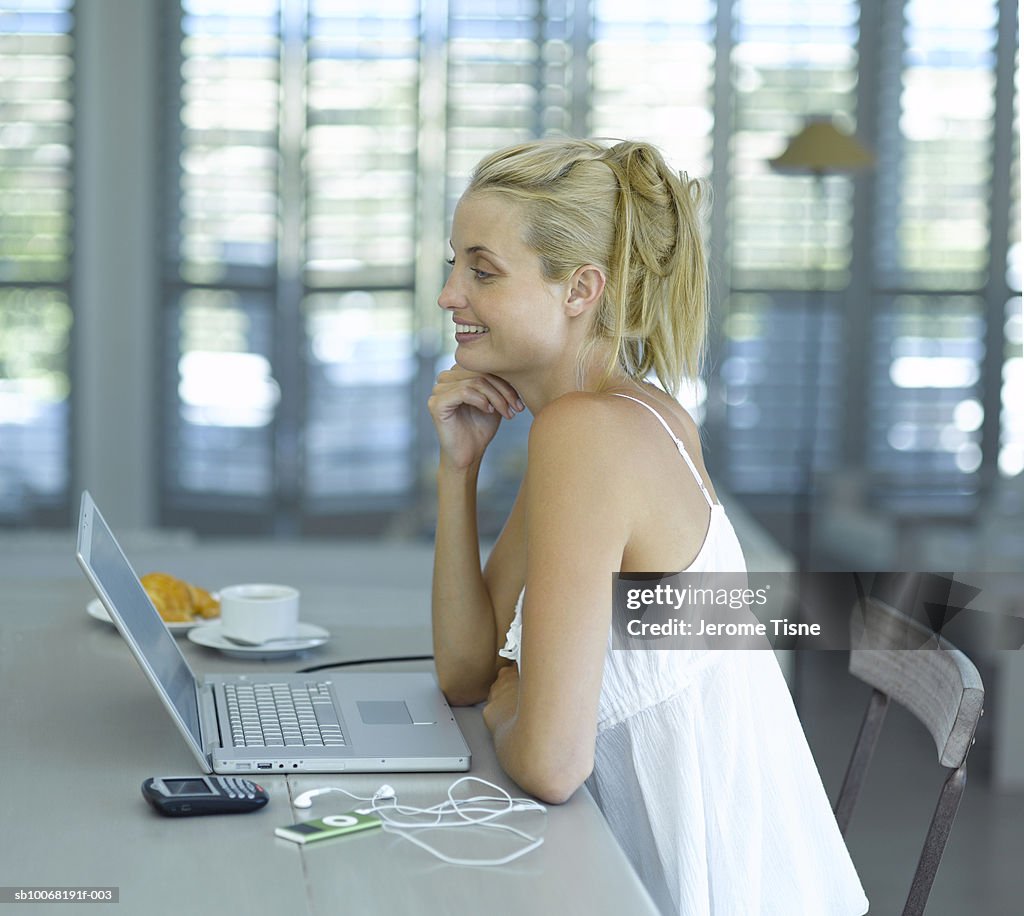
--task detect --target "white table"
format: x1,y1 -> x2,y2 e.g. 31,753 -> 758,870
0,563 -> 658,916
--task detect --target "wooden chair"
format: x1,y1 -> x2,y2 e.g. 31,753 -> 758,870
833,596 -> 985,916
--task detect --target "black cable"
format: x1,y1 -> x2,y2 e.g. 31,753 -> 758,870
297,655 -> 435,674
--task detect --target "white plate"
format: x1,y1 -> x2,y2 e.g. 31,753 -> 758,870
87,598 -> 217,635
187,622 -> 330,659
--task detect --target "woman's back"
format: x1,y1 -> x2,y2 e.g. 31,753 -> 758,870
587,647 -> 869,915
485,385 -> 718,656
608,390 -> 722,575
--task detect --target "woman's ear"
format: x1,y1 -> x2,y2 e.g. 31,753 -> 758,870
565,265 -> 606,317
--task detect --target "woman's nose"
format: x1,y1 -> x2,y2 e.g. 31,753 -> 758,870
438,272 -> 463,311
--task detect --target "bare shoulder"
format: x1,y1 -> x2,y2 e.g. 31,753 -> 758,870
532,388 -> 718,504
528,391 -> 629,458
525,392 -> 636,511
530,389 -> 698,454
523,392 -> 634,556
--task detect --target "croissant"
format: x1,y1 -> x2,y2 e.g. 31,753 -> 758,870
141,572 -> 220,623
187,582 -> 221,619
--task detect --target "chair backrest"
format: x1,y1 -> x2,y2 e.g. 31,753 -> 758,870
835,596 -> 985,916
850,597 -> 985,768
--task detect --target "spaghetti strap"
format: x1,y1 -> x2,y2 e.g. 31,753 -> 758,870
611,393 -> 716,508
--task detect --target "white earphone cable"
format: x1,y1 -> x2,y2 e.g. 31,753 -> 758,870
291,776 -> 547,867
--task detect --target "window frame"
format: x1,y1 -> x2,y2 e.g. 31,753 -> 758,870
152,0 -> 1021,537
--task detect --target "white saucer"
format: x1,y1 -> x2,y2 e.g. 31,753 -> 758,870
187,622 -> 330,659
87,598 -> 216,636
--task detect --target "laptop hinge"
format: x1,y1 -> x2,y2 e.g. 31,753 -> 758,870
197,682 -> 220,767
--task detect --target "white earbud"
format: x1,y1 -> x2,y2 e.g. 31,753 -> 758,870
292,788 -> 327,809
292,785 -> 395,809
511,802 -> 546,812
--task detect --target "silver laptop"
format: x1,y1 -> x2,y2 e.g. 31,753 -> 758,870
76,491 -> 470,775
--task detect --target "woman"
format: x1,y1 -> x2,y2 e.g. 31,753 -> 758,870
428,138 -> 868,915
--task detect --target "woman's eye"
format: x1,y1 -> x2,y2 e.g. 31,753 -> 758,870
445,256 -> 491,280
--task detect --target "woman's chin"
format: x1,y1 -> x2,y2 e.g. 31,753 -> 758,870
453,348 -> 489,371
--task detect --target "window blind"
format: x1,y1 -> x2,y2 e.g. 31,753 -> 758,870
302,1 -> 420,517
0,0 -> 74,525
591,0 -> 715,177
446,0 -> 574,217
156,0 -> 1020,535
590,0 -> 714,422
160,0 -> 281,524
999,47 -> 1021,478
866,0 -> 1000,505
720,0 -> 859,495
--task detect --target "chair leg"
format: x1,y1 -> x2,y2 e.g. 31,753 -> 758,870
901,763 -> 968,916
834,689 -> 890,837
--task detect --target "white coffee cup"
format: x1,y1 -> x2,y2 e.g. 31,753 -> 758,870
219,583 -> 300,644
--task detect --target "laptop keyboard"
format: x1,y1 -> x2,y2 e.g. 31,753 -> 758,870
223,681 -> 346,748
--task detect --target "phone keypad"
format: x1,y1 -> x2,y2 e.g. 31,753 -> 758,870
215,776 -> 259,800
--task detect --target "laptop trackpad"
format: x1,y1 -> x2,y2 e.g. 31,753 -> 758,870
358,700 -> 413,725
357,700 -> 436,726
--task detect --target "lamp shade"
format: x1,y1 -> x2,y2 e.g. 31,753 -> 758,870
770,119 -> 875,175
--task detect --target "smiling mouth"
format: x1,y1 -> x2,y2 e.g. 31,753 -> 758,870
455,324 -> 489,335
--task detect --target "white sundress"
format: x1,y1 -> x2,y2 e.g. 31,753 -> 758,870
499,394 -> 869,916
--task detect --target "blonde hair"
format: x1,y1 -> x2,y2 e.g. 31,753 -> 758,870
466,138 -> 709,396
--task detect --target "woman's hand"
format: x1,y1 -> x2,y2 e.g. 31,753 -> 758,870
428,366 -> 524,470
482,663 -> 520,735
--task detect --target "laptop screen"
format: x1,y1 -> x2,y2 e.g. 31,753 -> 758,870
77,494 -> 203,754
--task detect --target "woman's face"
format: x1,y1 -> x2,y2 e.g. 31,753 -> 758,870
439,192 -> 573,379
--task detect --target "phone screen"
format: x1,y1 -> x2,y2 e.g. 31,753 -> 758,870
163,778 -> 214,796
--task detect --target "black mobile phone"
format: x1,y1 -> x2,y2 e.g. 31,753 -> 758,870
141,776 -> 269,817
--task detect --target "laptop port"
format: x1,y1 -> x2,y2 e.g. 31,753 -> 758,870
257,763 -> 272,770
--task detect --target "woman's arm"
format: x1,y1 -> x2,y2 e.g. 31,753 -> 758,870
429,368 -> 525,705
432,466 -> 526,704
431,462 -> 497,705
482,395 -> 632,803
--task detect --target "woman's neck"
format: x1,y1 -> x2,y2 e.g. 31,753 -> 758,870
508,349 -> 644,416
